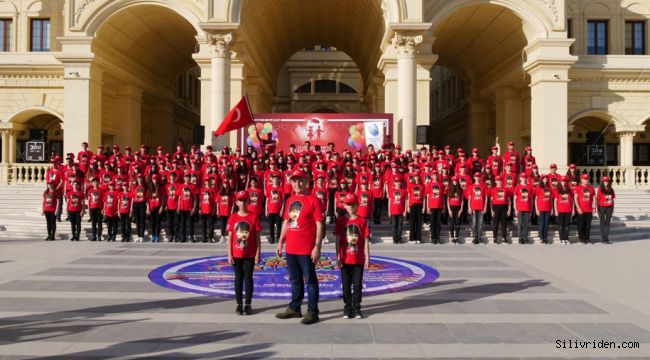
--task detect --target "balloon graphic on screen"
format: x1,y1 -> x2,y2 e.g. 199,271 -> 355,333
246,123 -> 279,149
347,123 -> 365,150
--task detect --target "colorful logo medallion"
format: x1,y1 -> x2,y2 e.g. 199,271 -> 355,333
148,252 -> 439,299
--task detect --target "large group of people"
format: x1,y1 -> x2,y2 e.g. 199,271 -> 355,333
40,139 -> 617,323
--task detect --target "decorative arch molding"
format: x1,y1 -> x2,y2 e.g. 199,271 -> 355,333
427,0 -> 556,40
568,109 -> 629,129
6,106 -> 64,126
76,0 -> 206,35
633,111 -> 650,127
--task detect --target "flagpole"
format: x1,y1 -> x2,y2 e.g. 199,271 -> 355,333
246,94 -> 263,150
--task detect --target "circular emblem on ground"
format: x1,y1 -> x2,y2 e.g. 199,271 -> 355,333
148,252 -> 440,299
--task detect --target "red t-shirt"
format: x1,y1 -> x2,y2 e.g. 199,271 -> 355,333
597,188 -> 615,208
247,188 -> 265,215
66,191 -> 84,212
357,190 -> 373,218
490,186 -> 511,206
147,188 -> 163,210
555,189 -> 573,213
408,184 -> 425,206
43,190 -> 59,212
217,191 -> 234,216
265,184 -> 284,215
131,185 -> 147,204
312,186 -> 329,214
87,187 -> 104,209
336,216 -> 370,265
178,184 -> 196,211
535,186 -> 554,212
103,191 -> 119,217
574,184 -> 595,212
335,190 -> 348,210
228,212 -> 261,258
199,188 -> 215,214
388,188 -> 406,215
165,184 -> 179,210
465,183 -> 487,211
371,175 -> 384,198
118,191 -> 132,214
425,182 -> 444,209
448,189 -> 463,207
283,194 -> 323,256
514,184 -> 533,212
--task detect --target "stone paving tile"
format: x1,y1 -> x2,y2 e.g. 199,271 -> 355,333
67,257 -> 172,265
32,267 -> 147,277
0,280 -> 169,293
445,323 -> 500,344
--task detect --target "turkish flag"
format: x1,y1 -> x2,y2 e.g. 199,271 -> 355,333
213,96 -> 254,137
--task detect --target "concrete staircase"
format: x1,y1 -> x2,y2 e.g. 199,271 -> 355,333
1,184 -> 649,243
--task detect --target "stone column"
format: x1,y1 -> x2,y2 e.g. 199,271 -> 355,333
468,100 -> 492,154
114,85 -> 143,149
8,130 -> 16,164
523,39 -> 577,172
392,33 -> 422,150
206,32 -> 233,149
0,130 -> 8,185
494,87 -> 523,152
616,125 -> 645,187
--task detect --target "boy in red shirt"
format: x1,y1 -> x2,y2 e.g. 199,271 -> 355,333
43,181 -> 59,241
335,194 -> 370,319
265,175 -> 284,244
490,176 -> 511,244
535,177 -> 554,244
117,182 -> 132,242
199,178 -> 216,243
407,174 -> 425,244
514,173 -> 533,244
574,173 -> 596,243
66,180 -> 85,241
178,174 -> 198,243
425,177 -> 445,244
165,172 -> 180,242
466,173 -> 487,244
227,191 -> 261,316
357,178 -> 374,223
388,178 -> 406,244
103,182 -> 119,242
87,178 -> 104,241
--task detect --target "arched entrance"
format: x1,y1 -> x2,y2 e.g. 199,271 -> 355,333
6,108 -> 64,163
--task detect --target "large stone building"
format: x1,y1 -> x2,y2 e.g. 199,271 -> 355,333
0,0 -> 649,186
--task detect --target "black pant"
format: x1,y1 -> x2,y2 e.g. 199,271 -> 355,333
492,204 -> 508,241
178,210 -> 193,240
89,208 -> 103,239
449,205 -> 461,239
150,209 -> 162,237
327,189 -> 336,223
391,215 -> 403,243
461,199 -> 468,224
106,216 -> 118,240
133,202 -> 146,238
341,263 -> 364,312
483,199 -> 493,224
372,198 -> 383,224
598,206 -> 613,242
45,211 -> 56,238
218,216 -> 229,237
201,214 -> 214,241
69,211 -> 81,239
409,204 -> 423,241
441,201 -> 449,225
429,208 -> 442,242
233,257 -> 255,305
577,211 -> 593,242
167,210 -> 177,239
268,213 -> 282,243
120,213 -> 131,239
558,212 -> 571,241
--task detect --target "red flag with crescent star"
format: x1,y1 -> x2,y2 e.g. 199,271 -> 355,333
213,96 -> 254,137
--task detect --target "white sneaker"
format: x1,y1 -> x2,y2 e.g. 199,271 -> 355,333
219,236 -> 226,244
416,240 -> 421,244
322,236 -> 330,244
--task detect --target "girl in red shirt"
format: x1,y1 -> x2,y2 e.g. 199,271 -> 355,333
334,181 -> 350,220
490,176 -> 511,244
147,177 -> 164,243
425,177 -> 445,244
388,178 -> 406,244
227,191 -> 261,316
118,183 -> 133,242
535,176 -> 554,244
447,177 -> 464,244
597,176 -> 615,244
103,182 -> 119,242
87,178 -> 104,241
407,174 -> 425,244
66,180 -> 85,241
131,175 -> 148,242
554,177 -> 574,244
198,178 -> 216,243
574,174 -> 596,243
43,181 -> 59,241
216,180 -> 234,243
164,172 -> 180,242
265,175 -> 284,244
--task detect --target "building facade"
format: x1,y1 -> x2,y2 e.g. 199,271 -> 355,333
0,0 -> 648,186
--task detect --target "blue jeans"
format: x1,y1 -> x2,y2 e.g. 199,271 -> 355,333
538,211 -> 551,241
286,253 -> 319,314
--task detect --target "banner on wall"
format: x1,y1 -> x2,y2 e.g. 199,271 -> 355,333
239,113 -> 393,153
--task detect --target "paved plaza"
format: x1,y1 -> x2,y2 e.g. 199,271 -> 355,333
0,238 -> 649,359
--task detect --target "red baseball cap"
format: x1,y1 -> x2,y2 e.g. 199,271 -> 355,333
289,169 -> 306,180
580,173 -> 590,180
601,176 -> 610,182
569,164 -> 576,169
472,148 -> 479,153
235,191 -> 249,201
343,193 -> 358,205
550,163 -> 557,169
508,141 -> 514,146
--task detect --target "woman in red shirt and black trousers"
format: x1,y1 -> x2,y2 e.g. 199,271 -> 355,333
597,176 -> 615,244
43,181 -> 59,241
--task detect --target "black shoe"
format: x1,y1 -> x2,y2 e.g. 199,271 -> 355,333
45,236 -> 51,241
472,239 -> 479,244
236,304 -> 243,315
275,307 -> 302,319
190,236 -> 196,243
91,237 -> 97,241
244,304 -> 252,315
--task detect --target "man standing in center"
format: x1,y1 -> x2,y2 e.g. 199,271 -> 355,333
276,169 -> 324,325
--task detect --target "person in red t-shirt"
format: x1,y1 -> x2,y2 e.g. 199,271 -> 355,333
42,181 -> 59,241
246,177 -> 265,217
388,178 -> 406,244
198,179 -> 216,243
216,180 -> 235,243
335,194 -> 370,319
227,191 -> 261,316
87,178 -> 104,241
357,178 -> 373,222
265,175 -> 284,244
164,172 -> 180,242
447,177 -> 464,243
407,174 -> 425,244
117,182 -> 133,242
103,182 -> 119,242
334,181 -> 350,220
275,170 -> 324,325
425,179 -> 445,244
370,167 -> 384,224
596,176 -> 615,244
66,180 -> 85,241
466,173 -> 488,244
535,177 -> 554,244
554,176 -> 574,244
147,177 -> 164,243
490,176 -> 511,244
130,175 -> 148,242
574,173 -> 596,243
514,173 -> 533,244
